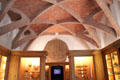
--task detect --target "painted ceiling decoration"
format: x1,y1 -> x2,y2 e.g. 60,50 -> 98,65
0,0 -> 120,50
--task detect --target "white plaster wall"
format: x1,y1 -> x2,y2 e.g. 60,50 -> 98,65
0,14 -> 18,49
110,0 -> 120,29
96,30 -> 105,48
28,35 -> 91,51
103,32 -> 117,47
96,29 -> 117,48
28,30 -> 118,51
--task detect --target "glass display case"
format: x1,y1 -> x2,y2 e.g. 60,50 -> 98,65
105,51 -> 120,80
74,56 -> 95,80
0,56 -> 7,80
102,39 -> 120,80
20,57 -> 40,80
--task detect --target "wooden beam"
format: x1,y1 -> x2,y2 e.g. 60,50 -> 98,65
0,45 -> 10,56
95,0 -> 120,35
0,8 -> 30,35
43,0 -> 116,36
0,0 -> 16,22
11,51 -> 47,57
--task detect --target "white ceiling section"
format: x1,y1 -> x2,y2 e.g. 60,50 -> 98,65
28,35 -> 89,51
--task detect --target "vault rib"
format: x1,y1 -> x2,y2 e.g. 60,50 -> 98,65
95,0 -> 120,36
0,0 -> 16,22
0,8 -> 30,36
43,0 -> 116,36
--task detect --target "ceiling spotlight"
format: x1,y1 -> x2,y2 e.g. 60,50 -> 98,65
55,32 -> 59,36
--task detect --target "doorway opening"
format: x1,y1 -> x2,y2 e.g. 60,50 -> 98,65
45,62 -> 70,80
51,65 -> 64,80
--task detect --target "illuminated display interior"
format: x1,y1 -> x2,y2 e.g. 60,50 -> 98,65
0,56 -> 7,80
74,56 -> 95,80
105,51 -> 120,80
20,57 -> 40,80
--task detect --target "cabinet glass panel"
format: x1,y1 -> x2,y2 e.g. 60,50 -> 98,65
0,56 -> 7,80
65,65 -> 70,80
106,54 -> 114,80
106,51 -> 120,80
45,65 -> 49,80
0,55 -> 1,65
20,57 -> 40,80
111,51 -> 120,80
74,56 -> 95,80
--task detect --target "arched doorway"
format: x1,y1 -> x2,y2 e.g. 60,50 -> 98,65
44,39 -> 70,80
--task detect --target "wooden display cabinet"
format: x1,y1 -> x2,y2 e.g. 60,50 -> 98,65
102,39 -> 120,80
69,50 -> 100,80
0,56 -> 7,80
0,45 -> 48,80
0,46 -> 10,80
10,51 -> 47,80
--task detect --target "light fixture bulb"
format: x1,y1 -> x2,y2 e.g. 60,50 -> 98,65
55,32 -> 59,36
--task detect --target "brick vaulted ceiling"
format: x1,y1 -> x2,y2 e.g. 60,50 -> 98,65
0,0 -> 119,49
